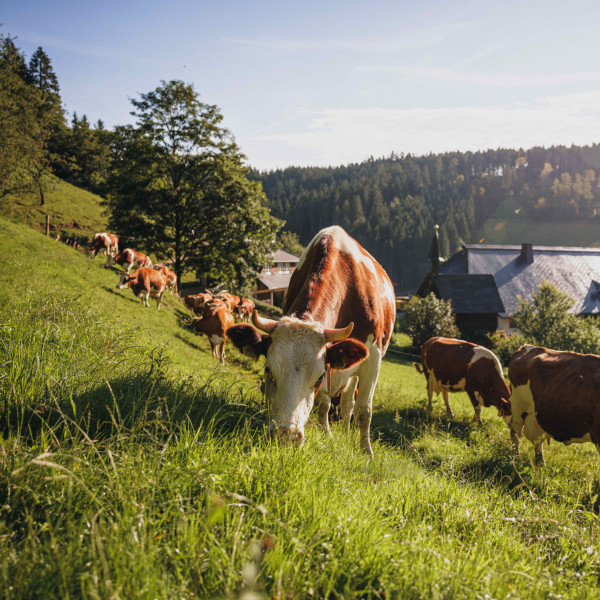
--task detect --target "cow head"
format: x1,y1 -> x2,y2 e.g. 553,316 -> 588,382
228,311 -> 368,441
104,253 -> 117,267
469,355 -> 512,419
117,272 -> 133,289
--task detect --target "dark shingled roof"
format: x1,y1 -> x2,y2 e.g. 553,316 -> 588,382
256,272 -> 294,290
432,274 -> 504,314
438,244 -> 600,317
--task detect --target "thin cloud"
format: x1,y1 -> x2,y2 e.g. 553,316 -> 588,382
366,64 -> 600,88
223,21 -> 473,54
12,28 -> 141,62
241,91 -> 600,170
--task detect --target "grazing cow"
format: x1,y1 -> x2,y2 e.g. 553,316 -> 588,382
116,267 -> 167,310
88,232 -> 119,259
227,225 -> 396,455
106,248 -> 152,272
234,298 -> 255,322
153,265 -> 178,294
508,345 -> 600,465
191,307 -> 235,363
217,292 -> 240,312
414,337 -> 511,423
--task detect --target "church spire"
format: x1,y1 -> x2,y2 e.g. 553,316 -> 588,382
428,224 -> 443,275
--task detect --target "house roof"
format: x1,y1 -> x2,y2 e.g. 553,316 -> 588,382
271,249 -> 300,263
438,244 -> 600,317
256,272 -> 294,290
432,274 -> 504,314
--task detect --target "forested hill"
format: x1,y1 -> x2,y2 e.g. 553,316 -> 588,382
255,144 -> 600,291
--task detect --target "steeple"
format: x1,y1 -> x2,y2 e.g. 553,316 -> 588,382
428,224 -> 444,276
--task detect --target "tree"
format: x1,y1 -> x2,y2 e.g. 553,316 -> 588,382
0,34 -> 45,200
400,294 -> 459,351
511,282 -> 600,354
278,230 -> 304,257
107,80 -> 282,288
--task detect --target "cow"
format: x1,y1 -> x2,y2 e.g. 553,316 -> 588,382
227,225 -> 396,456
116,267 -> 167,310
217,292 -> 240,312
88,232 -> 119,259
413,337 -> 511,423
191,306 -> 235,363
508,345 -> 600,465
106,248 -> 152,272
234,298 -> 255,322
153,265 -> 178,294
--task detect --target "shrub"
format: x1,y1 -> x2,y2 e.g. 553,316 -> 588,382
399,293 -> 459,352
488,331 -> 530,367
253,298 -> 283,319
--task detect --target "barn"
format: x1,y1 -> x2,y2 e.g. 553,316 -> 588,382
417,226 -> 600,336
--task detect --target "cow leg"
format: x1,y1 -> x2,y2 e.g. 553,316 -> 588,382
156,291 -> 164,310
534,443 -> 545,466
426,381 -> 434,416
126,262 -> 133,273
466,391 -> 482,424
355,346 -> 382,457
341,376 -> 358,431
219,341 -> 226,363
141,291 -> 150,307
316,390 -> 331,432
442,391 -> 455,419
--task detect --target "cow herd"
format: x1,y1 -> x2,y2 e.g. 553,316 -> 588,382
89,230 -> 600,465
89,232 -> 255,363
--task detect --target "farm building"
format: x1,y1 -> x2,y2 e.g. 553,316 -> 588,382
417,226 -> 600,335
253,249 -> 300,307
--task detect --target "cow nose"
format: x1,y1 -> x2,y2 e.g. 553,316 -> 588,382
277,427 -> 304,443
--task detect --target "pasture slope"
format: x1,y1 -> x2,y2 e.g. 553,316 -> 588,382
1,216 -> 600,599
0,175 -> 108,242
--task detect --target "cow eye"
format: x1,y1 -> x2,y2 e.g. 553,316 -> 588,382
315,373 -> 325,388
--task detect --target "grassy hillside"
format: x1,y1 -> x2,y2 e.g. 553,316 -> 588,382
2,217 -> 600,598
0,174 -> 108,241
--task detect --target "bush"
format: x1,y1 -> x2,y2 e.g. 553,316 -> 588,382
399,293 -> 459,352
253,298 -> 283,319
488,331 -> 530,367
512,282 -> 600,355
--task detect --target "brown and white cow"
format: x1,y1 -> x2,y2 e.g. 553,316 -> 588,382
508,345 -> 600,465
227,225 -> 396,455
191,307 -> 235,363
106,248 -> 152,272
88,232 -> 119,259
116,267 -> 167,310
234,298 -> 255,322
153,265 -> 177,294
414,337 -> 511,423
217,292 -> 240,313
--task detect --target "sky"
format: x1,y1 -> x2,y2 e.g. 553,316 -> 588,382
5,0 -> 600,171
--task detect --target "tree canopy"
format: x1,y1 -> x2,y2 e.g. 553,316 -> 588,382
107,80 -> 282,289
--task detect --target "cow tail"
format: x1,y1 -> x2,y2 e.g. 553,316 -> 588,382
412,362 -> 423,374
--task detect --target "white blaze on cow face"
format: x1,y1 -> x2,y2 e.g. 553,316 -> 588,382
263,318 -> 329,438
117,272 -> 130,289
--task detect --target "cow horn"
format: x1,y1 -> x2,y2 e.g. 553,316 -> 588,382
324,322 -> 354,342
252,310 -> 277,333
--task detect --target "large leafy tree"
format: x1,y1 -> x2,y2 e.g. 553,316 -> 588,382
107,80 -> 282,289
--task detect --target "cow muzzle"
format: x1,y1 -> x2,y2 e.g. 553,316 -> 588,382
270,426 -> 304,444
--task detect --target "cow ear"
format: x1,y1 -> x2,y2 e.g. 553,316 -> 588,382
227,324 -> 271,360
325,339 -> 369,371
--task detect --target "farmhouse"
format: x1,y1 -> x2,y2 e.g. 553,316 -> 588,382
417,226 -> 600,335
253,249 -> 300,306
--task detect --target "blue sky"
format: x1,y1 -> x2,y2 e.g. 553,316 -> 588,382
5,0 -> 600,170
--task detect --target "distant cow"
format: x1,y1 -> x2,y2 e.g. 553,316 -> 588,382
153,265 -> 177,294
227,225 -> 395,455
191,307 -> 235,363
234,298 -> 255,322
106,248 -> 152,272
217,292 -> 240,312
117,267 -> 167,310
414,337 -> 511,423
88,232 -> 119,259
509,345 -> 600,465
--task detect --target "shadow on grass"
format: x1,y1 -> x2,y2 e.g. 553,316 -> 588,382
2,369 -> 267,447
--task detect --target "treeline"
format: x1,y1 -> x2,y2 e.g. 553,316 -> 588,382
255,146 -> 600,290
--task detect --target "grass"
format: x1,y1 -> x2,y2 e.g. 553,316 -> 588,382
0,174 -> 108,241
2,216 -> 600,598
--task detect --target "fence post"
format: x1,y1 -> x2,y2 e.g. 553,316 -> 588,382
46,214 -> 50,236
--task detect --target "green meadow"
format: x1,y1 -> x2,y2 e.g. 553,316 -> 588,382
2,216 -> 600,599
